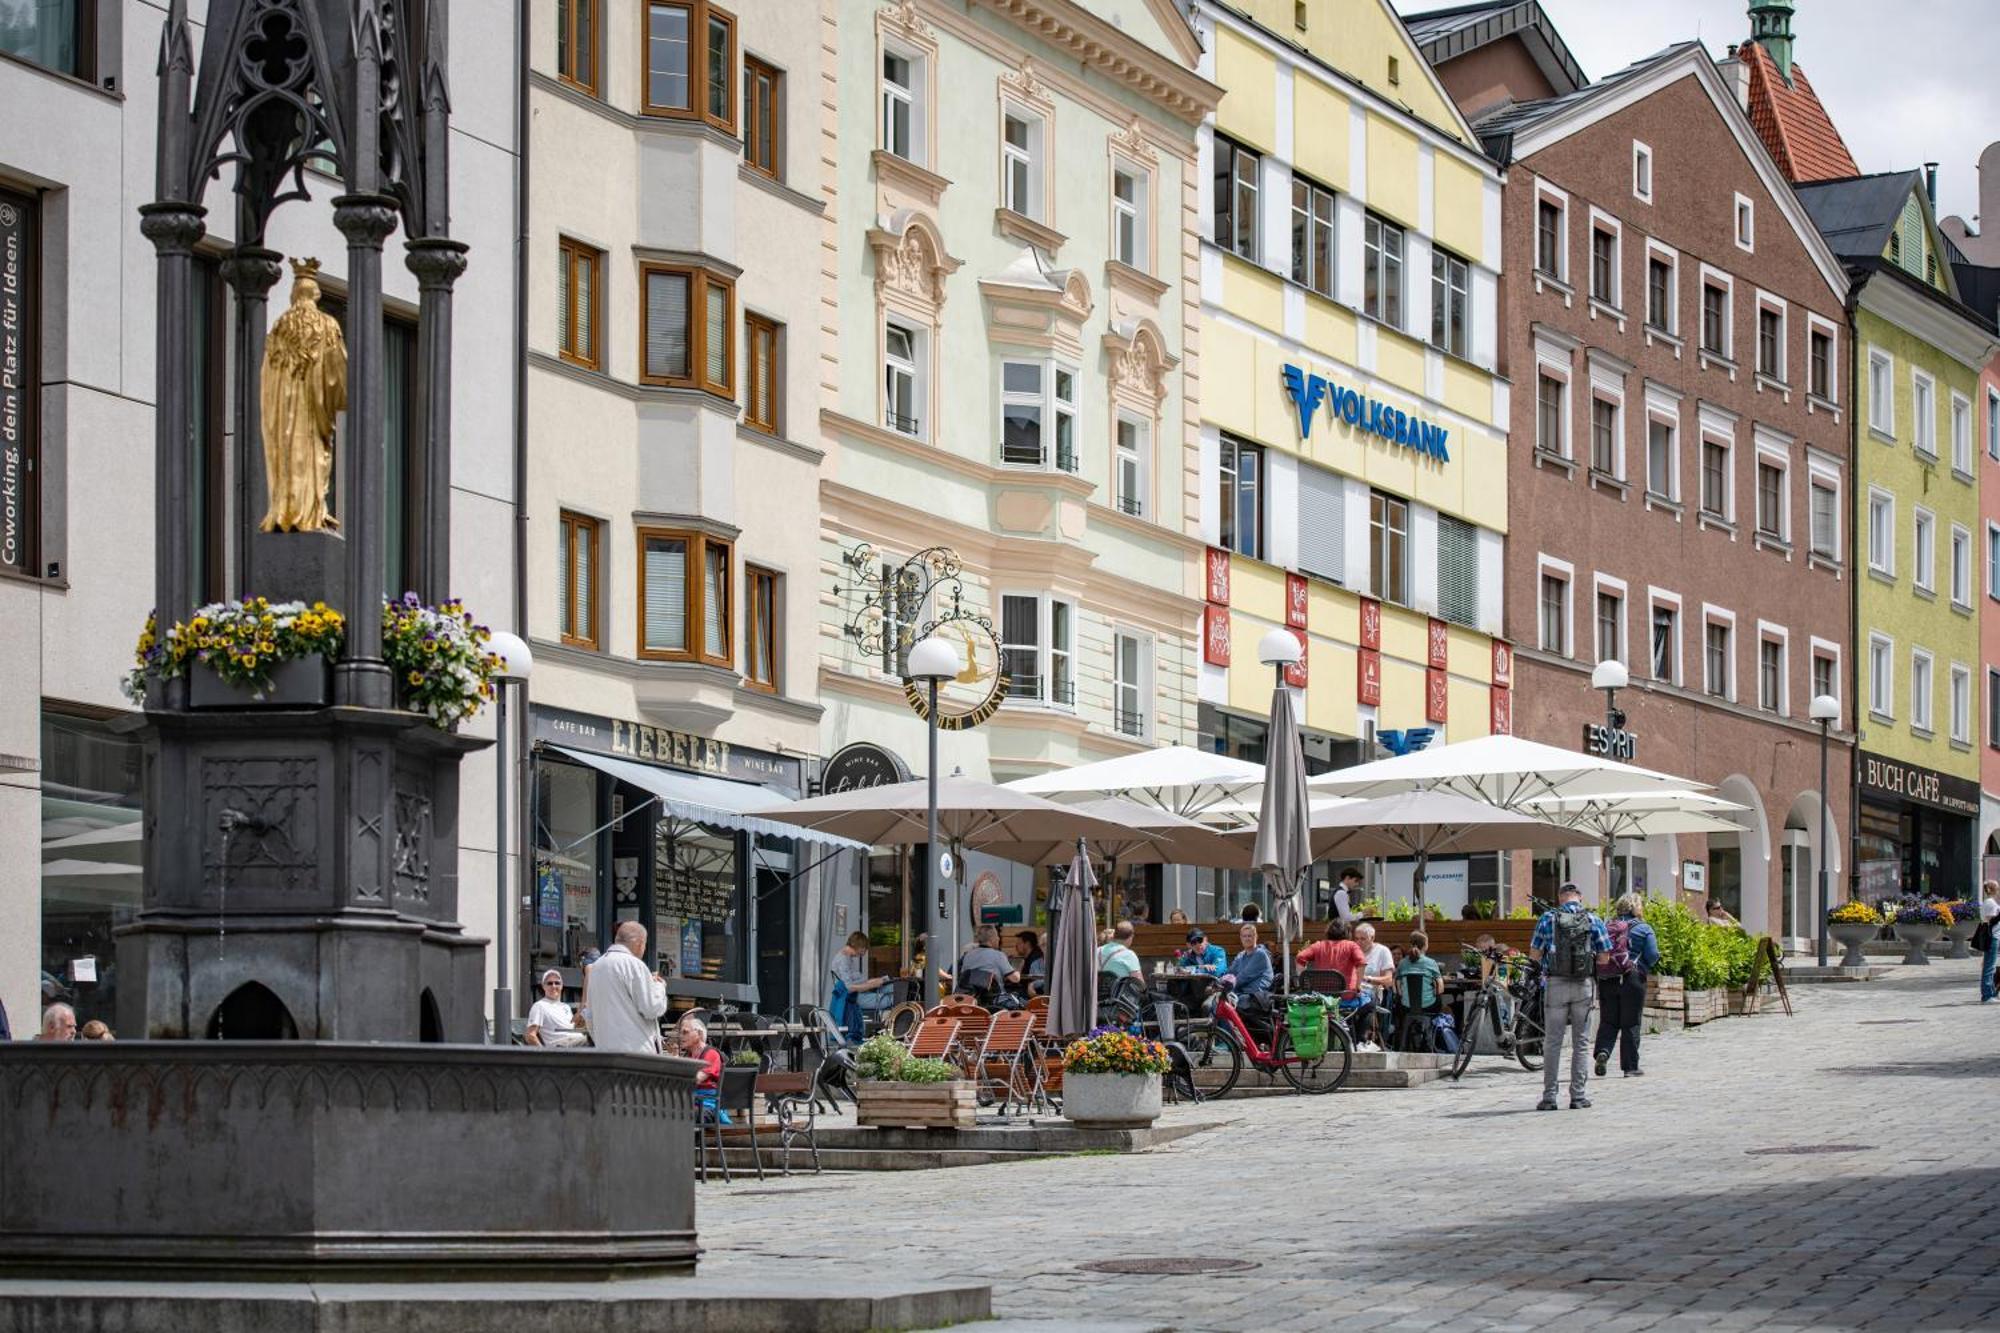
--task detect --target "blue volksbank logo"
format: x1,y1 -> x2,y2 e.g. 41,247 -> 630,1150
1282,363 -> 1449,463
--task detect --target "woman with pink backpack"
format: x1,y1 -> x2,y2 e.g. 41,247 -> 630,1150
1593,892 -> 1662,1079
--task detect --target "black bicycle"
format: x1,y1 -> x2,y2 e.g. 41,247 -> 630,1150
1449,951 -> 1545,1079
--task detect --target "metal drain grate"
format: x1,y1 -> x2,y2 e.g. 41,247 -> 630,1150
1858,1019 -> 1923,1025
1080,1258 -> 1259,1276
1745,1144 -> 1870,1156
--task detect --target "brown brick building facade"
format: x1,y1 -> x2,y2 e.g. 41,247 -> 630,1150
1438,40 -> 1853,942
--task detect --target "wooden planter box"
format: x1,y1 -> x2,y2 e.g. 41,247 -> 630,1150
1726,990 -> 1764,1016
854,1080 -> 977,1130
1683,989 -> 1726,1025
1645,975 -> 1685,1007
1641,1005 -> 1685,1032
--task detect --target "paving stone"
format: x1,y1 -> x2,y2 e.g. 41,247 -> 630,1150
694,960 -> 2000,1332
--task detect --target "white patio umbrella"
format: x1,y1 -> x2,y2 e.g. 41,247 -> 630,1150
1004,746 -> 1265,819
1308,733 -> 1703,808
1518,790 -> 1750,898
1235,789 -> 1581,921
1251,684 -> 1313,993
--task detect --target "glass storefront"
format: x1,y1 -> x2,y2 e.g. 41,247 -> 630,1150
40,711 -> 143,1031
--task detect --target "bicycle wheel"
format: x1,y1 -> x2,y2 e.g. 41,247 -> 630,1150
1450,998 -> 1485,1080
1277,1019 -> 1352,1094
1181,1024 -> 1243,1100
1512,990 -> 1546,1072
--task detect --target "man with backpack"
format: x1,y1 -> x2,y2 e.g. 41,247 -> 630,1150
1528,882 -> 1611,1111
1593,892 -> 1662,1079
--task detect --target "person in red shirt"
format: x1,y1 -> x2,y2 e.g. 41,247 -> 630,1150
1295,921 -> 1367,1000
678,1015 -> 723,1089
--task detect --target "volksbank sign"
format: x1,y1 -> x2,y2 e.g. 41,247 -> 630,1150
1282,363 -> 1449,463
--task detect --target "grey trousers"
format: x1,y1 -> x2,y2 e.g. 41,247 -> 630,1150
1542,976 -> 1595,1103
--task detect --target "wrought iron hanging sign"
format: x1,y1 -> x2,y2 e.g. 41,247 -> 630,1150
842,543 -> 1007,730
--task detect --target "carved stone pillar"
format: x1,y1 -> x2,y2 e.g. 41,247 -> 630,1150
138,201 -> 207,666
218,245 -> 283,599
405,236 -> 468,603
331,193 -> 401,708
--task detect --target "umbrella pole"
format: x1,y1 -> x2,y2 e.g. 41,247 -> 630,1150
1414,849 -> 1429,927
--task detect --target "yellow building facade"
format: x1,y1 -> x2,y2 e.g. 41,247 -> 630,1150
1188,1 -> 1511,805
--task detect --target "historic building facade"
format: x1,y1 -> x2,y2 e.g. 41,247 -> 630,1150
0,3 -> 522,1035
1186,0 -> 1512,918
1427,26 -> 1854,942
814,1 -> 1216,939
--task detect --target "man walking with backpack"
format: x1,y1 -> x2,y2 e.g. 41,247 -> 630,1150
1529,882 -> 1611,1111
1593,892 -> 1661,1079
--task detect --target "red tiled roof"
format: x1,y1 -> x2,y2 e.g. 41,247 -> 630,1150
1740,42 -> 1859,183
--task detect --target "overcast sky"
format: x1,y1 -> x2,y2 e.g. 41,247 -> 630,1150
1396,0 -> 1999,230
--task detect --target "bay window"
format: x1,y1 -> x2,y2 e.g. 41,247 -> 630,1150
999,358 -> 1077,472
1001,594 -> 1075,706
645,1 -> 737,133
639,528 -> 732,667
641,263 -> 734,395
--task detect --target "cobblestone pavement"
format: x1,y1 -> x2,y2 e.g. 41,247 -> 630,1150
698,960 -> 2000,1331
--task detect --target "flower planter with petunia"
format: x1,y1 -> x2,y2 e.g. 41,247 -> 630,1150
380,594 -> 503,728
1827,900 -> 1882,969
1060,1028 -> 1169,1129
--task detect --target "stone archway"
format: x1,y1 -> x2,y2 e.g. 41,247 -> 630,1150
205,982 -> 300,1041
1711,775 -> 1772,935
1782,791 -> 1844,947
419,989 -> 444,1043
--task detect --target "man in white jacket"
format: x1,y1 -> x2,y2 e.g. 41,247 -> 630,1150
587,921 -> 668,1053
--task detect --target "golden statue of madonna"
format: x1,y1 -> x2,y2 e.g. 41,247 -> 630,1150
259,258 -> 348,532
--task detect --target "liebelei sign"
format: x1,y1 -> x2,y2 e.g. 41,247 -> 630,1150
1282,363 -> 1450,462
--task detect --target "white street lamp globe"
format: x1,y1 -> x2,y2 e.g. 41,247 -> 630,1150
1809,693 -> 1841,722
1590,659 -> 1629,692
1257,627 -> 1303,667
488,630 -> 534,682
907,635 -> 961,683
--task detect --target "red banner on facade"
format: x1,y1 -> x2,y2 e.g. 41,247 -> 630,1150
1358,648 -> 1381,705
1427,618 -> 1449,669
1491,640 -> 1513,689
1490,687 -> 1512,735
1204,605 -> 1232,666
1426,668 -> 1449,723
1286,573 -> 1309,629
1359,597 -> 1381,650
1283,627 -> 1308,688
1205,547 -> 1231,605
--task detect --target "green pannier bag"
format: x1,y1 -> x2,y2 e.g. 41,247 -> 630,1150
1286,996 -> 1328,1060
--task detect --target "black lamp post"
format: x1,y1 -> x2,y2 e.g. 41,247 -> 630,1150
907,634 -> 961,1008
1810,692 -> 1841,967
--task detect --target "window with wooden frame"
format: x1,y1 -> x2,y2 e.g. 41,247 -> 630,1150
558,237 -> 603,370
641,263 -> 734,395
643,0 -> 737,133
556,0 -> 599,95
745,566 -> 780,691
558,511 -> 602,650
742,56 -> 780,178
638,528 -> 732,667
744,312 -> 780,434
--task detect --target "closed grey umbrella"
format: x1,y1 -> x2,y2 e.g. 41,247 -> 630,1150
1250,685 -> 1312,994
1047,842 -> 1099,1039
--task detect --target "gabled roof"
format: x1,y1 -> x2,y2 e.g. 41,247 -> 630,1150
1737,41 -> 1859,184
1404,1 -> 1586,98
1793,171 -> 1927,263
1473,41 -> 1849,300
1471,42 -> 1688,151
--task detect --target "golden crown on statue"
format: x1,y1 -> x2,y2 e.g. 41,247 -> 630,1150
289,256 -> 323,279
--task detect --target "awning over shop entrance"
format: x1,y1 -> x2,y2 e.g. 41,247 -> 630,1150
548,747 -> 865,852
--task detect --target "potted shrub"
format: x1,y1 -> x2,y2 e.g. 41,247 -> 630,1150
1060,1028 -> 1169,1129
1939,901 -> 1981,959
851,1034 -> 975,1130
1889,899 -> 1950,965
125,599 -> 345,708
1827,900 -> 1882,968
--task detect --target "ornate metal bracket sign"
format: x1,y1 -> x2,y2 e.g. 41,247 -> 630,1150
841,543 -> 1007,730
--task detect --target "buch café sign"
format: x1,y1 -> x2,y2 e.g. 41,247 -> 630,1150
1858,750 -> 1979,817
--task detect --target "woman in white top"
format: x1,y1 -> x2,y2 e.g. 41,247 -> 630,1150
525,969 -> 588,1047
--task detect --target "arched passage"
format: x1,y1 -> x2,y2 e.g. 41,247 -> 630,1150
1711,775 -> 1772,935
205,982 -> 300,1040
419,989 -> 444,1043
1783,791 -> 1844,946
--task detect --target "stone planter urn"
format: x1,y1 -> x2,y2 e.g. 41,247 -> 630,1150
1829,921 -> 1877,969
1893,921 -> 1942,965
1061,1072 -> 1162,1129
1943,915 -> 1980,960
189,655 -> 330,709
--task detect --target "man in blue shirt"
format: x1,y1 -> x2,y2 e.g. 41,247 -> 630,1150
1529,883 -> 1611,1111
1226,923 -> 1273,1002
1177,928 -> 1228,975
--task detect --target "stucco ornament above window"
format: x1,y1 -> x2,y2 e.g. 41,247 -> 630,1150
1106,319 -> 1177,404
867,209 -> 962,308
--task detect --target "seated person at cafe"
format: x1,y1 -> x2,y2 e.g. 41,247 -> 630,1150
1295,921 -> 1367,997
953,925 -> 1021,997
1395,932 -> 1445,1013
1178,928 -> 1228,975
1097,921 -> 1144,984
1225,923 -> 1273,1007
1168,908 -> 1190,926
1353,921 -> 1397,1048
678,1015 -> 727,1122
525,968 -> 588,1047
1014,930 -> 1047,992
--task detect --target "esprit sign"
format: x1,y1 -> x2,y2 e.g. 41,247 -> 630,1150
1581,722 -> 1637,761
1282,363 -> 1450,462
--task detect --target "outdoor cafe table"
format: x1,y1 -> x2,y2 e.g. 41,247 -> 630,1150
1149,971 -> 1219,1010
